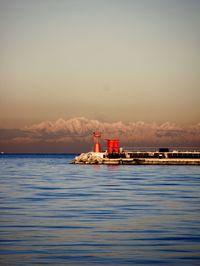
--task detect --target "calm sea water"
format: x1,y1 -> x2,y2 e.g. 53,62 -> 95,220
0,154 -> 200,265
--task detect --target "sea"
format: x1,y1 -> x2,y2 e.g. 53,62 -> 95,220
0,154 -> 200,266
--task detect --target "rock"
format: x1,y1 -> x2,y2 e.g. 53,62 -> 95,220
72,152 -> 103,164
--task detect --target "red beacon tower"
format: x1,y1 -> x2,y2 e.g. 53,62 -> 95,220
93,132 -> 101,153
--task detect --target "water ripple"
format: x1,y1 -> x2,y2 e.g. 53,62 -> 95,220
0,154 -> 200,265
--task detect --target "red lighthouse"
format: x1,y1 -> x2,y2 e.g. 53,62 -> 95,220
93,132 -> 101,153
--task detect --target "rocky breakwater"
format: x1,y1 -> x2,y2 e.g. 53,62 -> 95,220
72,152 -> 104,164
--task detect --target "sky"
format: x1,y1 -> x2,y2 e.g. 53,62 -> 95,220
0,0 -> 200,152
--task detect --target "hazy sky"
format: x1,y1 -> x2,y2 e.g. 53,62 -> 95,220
1,0 -> 200,128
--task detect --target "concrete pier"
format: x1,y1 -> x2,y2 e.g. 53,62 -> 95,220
72,151 -> 200,165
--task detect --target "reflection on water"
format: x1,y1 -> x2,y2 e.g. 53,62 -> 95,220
0,154 -> 200,265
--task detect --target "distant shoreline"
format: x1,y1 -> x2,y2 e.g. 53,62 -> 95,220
0,153 -> 79,155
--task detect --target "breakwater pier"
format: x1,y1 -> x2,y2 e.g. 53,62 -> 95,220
72,151 -> 200,165
72,132 -> 200,165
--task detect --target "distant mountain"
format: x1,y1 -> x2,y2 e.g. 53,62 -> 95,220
24,117 -> 200,146
1,117 -> 199,152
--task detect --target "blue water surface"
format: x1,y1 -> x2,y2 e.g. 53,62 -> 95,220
0,154 -> 200,265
